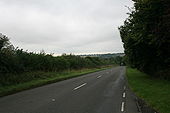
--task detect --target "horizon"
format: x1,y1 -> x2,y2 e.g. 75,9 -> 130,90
0,0 -> 133,54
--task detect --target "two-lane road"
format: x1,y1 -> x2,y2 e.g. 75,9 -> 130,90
0,66 -> 139,113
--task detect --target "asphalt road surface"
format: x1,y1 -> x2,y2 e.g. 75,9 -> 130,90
0,66 -> 139,113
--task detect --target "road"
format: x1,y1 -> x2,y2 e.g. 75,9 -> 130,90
0,66 -> 139,113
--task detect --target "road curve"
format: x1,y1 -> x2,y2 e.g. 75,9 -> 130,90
0,66 -> 139,113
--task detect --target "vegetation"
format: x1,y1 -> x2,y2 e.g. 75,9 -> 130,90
0,67 -> 111,97
0,33 -> 119,96
119,0 -> 170,79
127,68 -> 170,113
78,53 -> 125,59
0,34 -> 115,75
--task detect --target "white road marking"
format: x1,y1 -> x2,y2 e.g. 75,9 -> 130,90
121,102 -> 125,112
74,83 -> 87,90
124,86 -> 126,90
97,75 -> 102,78
52,99 -> 55,101
123,92 -> 126,98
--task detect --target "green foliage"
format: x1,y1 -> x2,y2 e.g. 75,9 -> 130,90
0,34 -> 17,73
119,0 -> 170,79
0,34 -> 115,86
0,67 -> 111,97
113,56 -> 124,65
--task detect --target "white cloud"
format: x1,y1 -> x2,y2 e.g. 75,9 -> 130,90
0,0 -> 133,54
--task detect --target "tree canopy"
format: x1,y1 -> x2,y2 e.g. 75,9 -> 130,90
119,0 -> 170,79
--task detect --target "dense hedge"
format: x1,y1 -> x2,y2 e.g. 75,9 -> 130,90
119,0 -> 170,79
0,34 -> 114,74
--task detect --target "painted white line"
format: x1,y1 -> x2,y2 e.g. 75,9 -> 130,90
97,75 -> 102,78
123,92 -> 126,98
121,102 -> 125,112
124,86 -> 126,90
74,83 -> 87,90
52,99 -> 55,101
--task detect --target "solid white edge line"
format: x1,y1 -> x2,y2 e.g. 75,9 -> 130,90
121,102 -> 125,112
73,83 -> 87,90
123,92 -> 126,98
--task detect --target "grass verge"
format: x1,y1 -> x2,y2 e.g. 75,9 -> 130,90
0,66 -> 112,97
127,67 -> 170,113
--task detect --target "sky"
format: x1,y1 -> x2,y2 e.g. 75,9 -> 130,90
0,0 -> 133,55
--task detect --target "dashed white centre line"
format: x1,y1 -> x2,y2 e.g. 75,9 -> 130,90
97,75 -> 102,78
52,99 -> 55,101
123,92 -> 126,98
121,102 -> 125,112
124,86 -> 126,90
73,83 -> 87,90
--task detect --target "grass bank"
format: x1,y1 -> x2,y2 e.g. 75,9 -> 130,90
0,66 -> 113,97
127,68 -> 170,113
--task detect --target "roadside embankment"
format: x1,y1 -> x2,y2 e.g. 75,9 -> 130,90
0,66 -> 113,97
127,68 -> 170,113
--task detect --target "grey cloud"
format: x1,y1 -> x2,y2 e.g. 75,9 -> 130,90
0,0 -> 133,54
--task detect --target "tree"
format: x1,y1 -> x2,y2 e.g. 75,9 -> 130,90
119,0 -> 170,79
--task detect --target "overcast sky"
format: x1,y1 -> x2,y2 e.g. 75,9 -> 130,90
0,0 -> 133,55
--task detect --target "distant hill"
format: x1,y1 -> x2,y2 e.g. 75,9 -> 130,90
78,53 -> 125,58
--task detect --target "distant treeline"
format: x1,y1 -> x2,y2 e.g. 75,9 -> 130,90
0,34 -> 120,74
119,0 -> 170,79
78,53 -> 125,59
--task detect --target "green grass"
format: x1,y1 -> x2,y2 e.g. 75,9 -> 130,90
0,66 -> 112,97
127,68 -> 170,113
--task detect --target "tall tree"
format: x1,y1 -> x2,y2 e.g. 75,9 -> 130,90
119,0 -> 170,79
